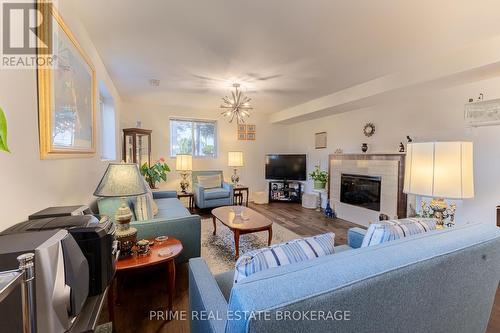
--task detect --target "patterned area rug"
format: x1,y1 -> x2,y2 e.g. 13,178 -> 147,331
201,217 -> 300,275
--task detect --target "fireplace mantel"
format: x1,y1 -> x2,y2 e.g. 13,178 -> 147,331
328,153 -> 407,220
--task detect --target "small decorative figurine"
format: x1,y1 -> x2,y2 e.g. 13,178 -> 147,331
324,202 -> 335,218
136,239 -> 151,256
399,142 -> 405,152
406,135 -> 413,143
361,143 -> 368,153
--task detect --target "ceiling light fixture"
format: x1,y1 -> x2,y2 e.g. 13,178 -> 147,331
220,83 -> 252,123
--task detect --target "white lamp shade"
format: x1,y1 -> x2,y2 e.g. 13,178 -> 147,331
228,151 -> 244,167
94,163 -> 149,197
404,142 -> 474,199
176,154 -> 193,171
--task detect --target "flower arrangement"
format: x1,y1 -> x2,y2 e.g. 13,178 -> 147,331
309,165 -> 328,189
140,157 -> 171,189
0,107 -> 10,153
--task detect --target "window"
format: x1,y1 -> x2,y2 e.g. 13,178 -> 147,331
100,96 -> 116,160
170,119 -> 217,157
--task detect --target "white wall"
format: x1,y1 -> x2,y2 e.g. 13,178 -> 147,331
120,102 -> 289,197
286,76 -> 500,226
0,0 -> 121,229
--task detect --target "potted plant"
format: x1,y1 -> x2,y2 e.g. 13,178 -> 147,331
140,157 -> 171,189
0,107 -> 10,153
309,165 -> 328,189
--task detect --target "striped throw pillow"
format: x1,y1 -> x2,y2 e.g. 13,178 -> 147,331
135,187 -> 155,221
234,232 -> 335,283
361,218 -> 437,247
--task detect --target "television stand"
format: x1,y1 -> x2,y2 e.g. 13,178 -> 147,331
269,181 -> 302,203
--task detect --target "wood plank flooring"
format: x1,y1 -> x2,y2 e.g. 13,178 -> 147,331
99,202 -> 500,333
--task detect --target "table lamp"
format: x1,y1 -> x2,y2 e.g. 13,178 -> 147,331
94,163 -> 149,256
403,141 -> 474,228
228,151 -> 244,185
176,154 -> 193,193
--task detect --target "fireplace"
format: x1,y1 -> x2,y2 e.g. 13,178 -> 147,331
340,174 -> 382,211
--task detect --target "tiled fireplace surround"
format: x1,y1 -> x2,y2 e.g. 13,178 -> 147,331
329,154 -> 406,227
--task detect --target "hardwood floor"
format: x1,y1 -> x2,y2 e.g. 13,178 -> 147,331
100,202 -> 500,333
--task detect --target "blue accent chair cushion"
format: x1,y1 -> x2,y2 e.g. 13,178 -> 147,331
234,232 -> 335,283
204,188 -> 231,200
192,171 -> 234,209
361,218 -> 437,247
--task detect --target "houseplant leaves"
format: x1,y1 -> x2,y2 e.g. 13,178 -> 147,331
0,107 -> 10,153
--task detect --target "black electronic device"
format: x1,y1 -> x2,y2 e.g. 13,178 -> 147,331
2,215 -> 116,296
265,154 -> 307,180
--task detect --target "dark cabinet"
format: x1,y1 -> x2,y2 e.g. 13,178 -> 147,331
122,128 -> 152,166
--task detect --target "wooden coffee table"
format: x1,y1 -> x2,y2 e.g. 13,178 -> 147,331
108,237 -> 183,328
212,206 -> 273,260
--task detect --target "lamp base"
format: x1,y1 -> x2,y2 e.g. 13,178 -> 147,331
115,198 -> 137,258
424,198 -> 456,229
116,227 -> 137,258
231,168 -> 240,185
180,171 -> 190,193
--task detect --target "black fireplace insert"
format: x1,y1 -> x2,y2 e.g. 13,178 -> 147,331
340,174 -> 381,211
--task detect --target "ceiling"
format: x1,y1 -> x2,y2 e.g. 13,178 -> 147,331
75,0 -> 500,114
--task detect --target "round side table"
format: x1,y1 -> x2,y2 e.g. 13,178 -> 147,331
108,237 -> 183,329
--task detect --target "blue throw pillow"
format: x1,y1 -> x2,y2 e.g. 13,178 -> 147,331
361,218 -> 437,247
234,232 -> 335,283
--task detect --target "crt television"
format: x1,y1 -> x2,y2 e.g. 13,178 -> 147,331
265,154 -> 307,180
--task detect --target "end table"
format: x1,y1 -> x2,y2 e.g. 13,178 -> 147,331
108,237 -> 183,328
177,192 -> 194,211
233,185 -> 249,206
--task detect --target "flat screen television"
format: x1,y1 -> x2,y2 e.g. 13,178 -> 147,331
265,154 -> 307,180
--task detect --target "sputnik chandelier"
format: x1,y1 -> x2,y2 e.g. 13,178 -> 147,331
220,83 -> 252,123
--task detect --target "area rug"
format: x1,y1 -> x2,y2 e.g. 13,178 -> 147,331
201,218 -> 301,275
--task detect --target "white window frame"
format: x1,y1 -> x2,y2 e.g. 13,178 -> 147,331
169,117 -> 218,158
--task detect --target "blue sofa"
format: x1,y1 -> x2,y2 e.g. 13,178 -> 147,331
192,171 -> 234,209
97,190 -> 201,263
189,223 -> 500,333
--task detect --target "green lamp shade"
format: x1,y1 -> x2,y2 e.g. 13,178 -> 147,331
94,163 -> 149,197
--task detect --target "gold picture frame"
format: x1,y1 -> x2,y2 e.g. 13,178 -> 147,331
37,2 -> 96,159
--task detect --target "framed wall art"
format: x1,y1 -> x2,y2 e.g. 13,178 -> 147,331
37,2 -> 96,159
237,124 -> 256,141
315,131 -> 327,149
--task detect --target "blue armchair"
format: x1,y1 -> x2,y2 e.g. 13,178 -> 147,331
192,171 -> 234,209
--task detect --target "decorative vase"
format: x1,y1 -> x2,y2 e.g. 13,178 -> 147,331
313,181 -> 326,189
325,202 -> 334,218
361,143 -> 368,153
